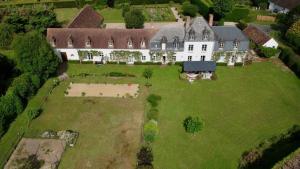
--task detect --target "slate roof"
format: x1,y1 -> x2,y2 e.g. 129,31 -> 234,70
243,25 -> 271,45
185,17 -> 215,41
212,26 -> 249,51
183,61 -> 216,72
269,0 -> 300,10
67,5 -> 104,28
47,28 -> 158,49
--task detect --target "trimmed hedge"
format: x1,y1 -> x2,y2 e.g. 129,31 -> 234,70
279,46 -> 300,78
217,62 -> 227,66
134,61 -> 162,65
258,46 -> 280,58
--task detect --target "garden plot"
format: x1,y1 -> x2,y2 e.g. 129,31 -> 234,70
5,138 -> 66,169
66,83 -> 139,98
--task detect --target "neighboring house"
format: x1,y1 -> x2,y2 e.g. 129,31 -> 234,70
47,8 -> 250,66
67,5 -> 104,28
243,25 -> 279,49
268,0 -> 300,13
212,26 -> 249,66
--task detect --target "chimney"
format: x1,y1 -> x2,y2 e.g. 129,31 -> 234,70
185,16 -> 191,29
208,14 -> 214,27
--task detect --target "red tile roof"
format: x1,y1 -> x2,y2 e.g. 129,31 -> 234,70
67,5 -> 104,28
243,25 -> 271,46
47,28 -> 158,49
270,0 -> 300,10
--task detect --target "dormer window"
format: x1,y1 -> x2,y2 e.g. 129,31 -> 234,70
202,27 -> 210,40
219,41 -> 224,49
67,35 -> 73,48
50,36 -> 56,47
189,29 -> 195,41
128,38 -> 133,49
140,38 -> 146,48
161,36 -> 167,50
85,36 -> 91,48
108,37 -> 114,48
173,36 -> 179,50
233,39 -> 239,48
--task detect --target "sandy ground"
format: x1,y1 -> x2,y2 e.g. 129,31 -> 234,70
66,83 -> 139,98
5,138 -> 66,169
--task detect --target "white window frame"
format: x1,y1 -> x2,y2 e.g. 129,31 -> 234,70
201,55 -> 205,61
188,45 -> 194,51
202,44 -> 207,51
188,56 -> 192,61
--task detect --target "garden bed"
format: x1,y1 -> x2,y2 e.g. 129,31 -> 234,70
65,83 -> 139,98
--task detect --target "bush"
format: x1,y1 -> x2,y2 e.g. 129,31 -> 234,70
124,8 -> 145,29
147,108 -> 159,120
217,62 -> 227,66
237,20 -> 248,30
182,1 -> 198,17
144,120 -> 158,143
147,94 -> 162,107
183,116 -> 203,134
134,62 -> 162,65
137,146 -> 153,167
286,20 -> 300,51
235,62 -> 243,66
0,23 -> 14,48
191,0 -> 213,16
104,72 -> 136,77
279,46 -> 300,77
258,46 -> 280,58
27,108 -> 42,121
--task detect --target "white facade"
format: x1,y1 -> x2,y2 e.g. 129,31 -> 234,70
263,38 -> 279,49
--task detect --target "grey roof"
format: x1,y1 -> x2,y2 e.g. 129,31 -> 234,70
212,26 -> 249,51
185,17 -> 215,41
183,61 -> 216,72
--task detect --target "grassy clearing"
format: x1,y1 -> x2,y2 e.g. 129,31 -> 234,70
1,61 -> 300,168
54,8 -> 80,26
98,8 -> 124,23
133,5 -> 176,22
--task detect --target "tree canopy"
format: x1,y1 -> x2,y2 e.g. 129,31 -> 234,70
182,1 -> 198,17
13,31 -> 60,80
286,20 -> 300,51
183,116 -> 203,134
124,9 -> 145,29
212,0 -> 234,17
0,23 -> 14,48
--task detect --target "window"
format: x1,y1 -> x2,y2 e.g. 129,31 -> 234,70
99,53 -> 104,57
202,44 -> 207,51
173,42 -> 179,49
201,55 -> 205,61
87,53 -> 93,60
188,56 -> 192,61
128,40 -> 133,48
85,37 -> 91,48
234,41 -> 239,48
142,56 -> 146,61
188,45 -> 194,51
67,39 -> 73,48
141,40 -> 146,48
219,42 -> 224,48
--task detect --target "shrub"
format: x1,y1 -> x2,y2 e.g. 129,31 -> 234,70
0,23 -> 14,48
217,62 -> 227,66
137,146 -> 153,167
191,0 -> 213,16
147,94 -> 162,107
258,46 -> 280,58
235,62 -> 243,66
279,46 -> 300,77
286,20 -> 300,51
143,68 -> 153,81
147,108 -> 159,120
237,20 -> 248,30
183,116 -> 203,134
125,8 -> 145,29
27,108 -> 42,121
144,120 -> 158,143
182,1 -> 198,17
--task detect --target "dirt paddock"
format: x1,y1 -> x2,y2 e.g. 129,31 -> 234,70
66,83 -> 139,98
5,138 -> 66,169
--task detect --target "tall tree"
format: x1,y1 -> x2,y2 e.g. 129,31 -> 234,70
125,9 -> 145,29
212,0 -> 234,17
13,31 -> 60,80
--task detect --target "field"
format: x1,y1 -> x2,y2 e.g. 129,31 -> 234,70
54,8 -> 80,26
1,61 -> 300,168
98,8 -> 124,23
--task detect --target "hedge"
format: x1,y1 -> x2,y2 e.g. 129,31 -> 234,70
134,61 -> 162,65
279,46 -> 300,78
191,0 -> 213,16
0,0 -> 93,8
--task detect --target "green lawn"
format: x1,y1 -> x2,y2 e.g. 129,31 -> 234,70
2,61 -> 300,168
98,8 -> 124,23
54,8 -> 80,26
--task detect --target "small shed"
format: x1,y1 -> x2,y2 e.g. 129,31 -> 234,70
183,61 -> 216,80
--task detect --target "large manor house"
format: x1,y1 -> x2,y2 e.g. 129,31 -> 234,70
47,5 -> 250,66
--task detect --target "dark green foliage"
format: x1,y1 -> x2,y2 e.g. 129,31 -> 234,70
16,155 -> 45,169
134,61 -> 162,65
183,116 -> 203,134
124,8 -> 145,29
0,54 -> 17,95
286,20 -> 300,51
224,8 -> 249,22
104,72 -> 136,77
10,73 -> 37,100
182,1 -> 198,17
251,0 -> 268,7
217,62 -> 227,66
75,0 -> 86,8
147,94 -> 161,107
137,146 -> 153,167
147,108 -> 159,120
191,0 -> 212,16
27,108 -> 42,121
237,20 -> 248,30
13,31 -> 60,80
144,120 -> 158,142
3,6 -> 59,33
107,0 -> 114,7
143,68 -> 153,80
238,125 -> 300,169
212,0 -> 234,17
0,93 -> 23,128
0,23 -> 14,48
122,3 -> 130,17
258,46 -> 280,58
279,47 -> 300,78
122,0 -> 182,5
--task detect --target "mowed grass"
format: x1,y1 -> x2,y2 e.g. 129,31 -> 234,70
54,8 -> 80,26
23,61 -> 300,169
98,8 -> 124,23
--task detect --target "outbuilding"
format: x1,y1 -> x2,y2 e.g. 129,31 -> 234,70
183,61 -> 216,80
